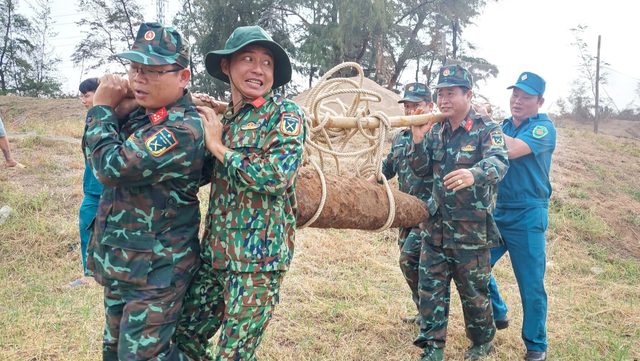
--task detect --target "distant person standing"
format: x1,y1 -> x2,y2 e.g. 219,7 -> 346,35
484,72 -> 555,361
369,82 -> 434,325
67,78 -> 103,288
409,64 -> 509,361
0,117 -> 26,169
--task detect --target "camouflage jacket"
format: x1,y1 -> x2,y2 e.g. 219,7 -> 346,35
205,92 -> 305,273
382,128 -> 433,202
82,90 -> 211,289
408,109 -> 509,249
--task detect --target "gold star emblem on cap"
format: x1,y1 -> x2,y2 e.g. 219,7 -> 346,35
409,86 -> 414,91
144,31 -> 155,41
443,69 -> 450,76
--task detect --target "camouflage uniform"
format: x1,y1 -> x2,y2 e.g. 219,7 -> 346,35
384,82 -> 434,313
408,65 -> 509,354
83,23 -> 208,360
383,135 -> 433,311
174,89 -> 305,360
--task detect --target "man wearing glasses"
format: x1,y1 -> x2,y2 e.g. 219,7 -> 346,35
83,22 -> 211,360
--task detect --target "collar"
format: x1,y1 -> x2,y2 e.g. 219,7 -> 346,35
505,113 -> 541,129
132,89 -> 192,125
224,91 -> 275,119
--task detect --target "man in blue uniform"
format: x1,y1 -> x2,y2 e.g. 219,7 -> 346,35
68,78 -> 103,287
487,72 -> 555,361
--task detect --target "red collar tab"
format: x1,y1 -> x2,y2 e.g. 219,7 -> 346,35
150,107 -> 168,124
252,97 -> 267,108
463,117 -> 473,131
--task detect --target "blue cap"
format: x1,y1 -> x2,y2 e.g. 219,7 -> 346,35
507,72 -> 545,96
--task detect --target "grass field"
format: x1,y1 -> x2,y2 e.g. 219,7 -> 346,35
0,96 -> 639,360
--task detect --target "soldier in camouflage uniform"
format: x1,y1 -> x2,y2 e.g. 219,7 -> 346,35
83,22 -> 209,360
173,26 -> 305,361
408,65 -> 509,361
370,83 -> 434,325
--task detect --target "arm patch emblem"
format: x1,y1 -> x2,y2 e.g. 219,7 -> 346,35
490,131 -> 505,146
279,112 -> 301,136
532,125 -> 549,138
145,127 -> 178,157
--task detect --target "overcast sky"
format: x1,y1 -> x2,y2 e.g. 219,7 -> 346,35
38,0 -> 640,117
464,0 -> 640,115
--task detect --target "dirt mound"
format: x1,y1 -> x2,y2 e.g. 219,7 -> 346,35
293,77 -> 404,117
0,96 -> 85,124
557,117 -> 640,141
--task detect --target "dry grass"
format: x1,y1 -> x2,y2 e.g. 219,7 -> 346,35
0,99 -> 639,360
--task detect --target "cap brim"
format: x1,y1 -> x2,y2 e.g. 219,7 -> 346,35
398,95 -> 424,103
205,40 -> 292,89
434,82 -> 468,89
115,50 -> 174,66
507,84 -> 540,96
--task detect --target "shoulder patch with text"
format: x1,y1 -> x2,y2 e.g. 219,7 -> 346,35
279,112 -> 302,136
490,131 -> 505,146
145,127 -> 178,157
532,125 -> 549,139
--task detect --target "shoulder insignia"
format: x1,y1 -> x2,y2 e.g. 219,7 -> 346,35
145,127 -> 178,157
241,121 -> 260,131
532,125 -> 549,138
150,107 -> 168,124
464,117 -> 473,132
252,97 -> 266,108
490,131 -> 505,147
461,145 -> 476,152
279,112 -> 302,136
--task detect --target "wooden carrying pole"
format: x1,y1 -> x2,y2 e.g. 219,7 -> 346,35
193,97 -> 447,129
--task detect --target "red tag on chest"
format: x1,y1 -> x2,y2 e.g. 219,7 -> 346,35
150,107 -> 168,124
252,97 -> 266,108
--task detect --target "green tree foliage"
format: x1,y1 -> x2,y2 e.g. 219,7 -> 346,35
0,0 -> 33,94
22,0 -> 62,97
71,0 -> 144,73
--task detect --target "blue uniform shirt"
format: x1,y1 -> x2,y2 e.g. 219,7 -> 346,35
496,113 -> 555,209
83,159 -> 104,196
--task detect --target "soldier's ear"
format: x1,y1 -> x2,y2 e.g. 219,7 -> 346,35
221,58 -> 230,77
178,68 -> 191,87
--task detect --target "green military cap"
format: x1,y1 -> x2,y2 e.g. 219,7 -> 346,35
434,64 -> 473,89
115,22 -> 190,68
205,26 -> 292,89
398,82 -> 431,103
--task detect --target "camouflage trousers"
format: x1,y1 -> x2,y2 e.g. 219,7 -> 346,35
102,283 -> 191,361
398,226 -> 421,310
413,243 -> 495,350
173,242 -> 283,361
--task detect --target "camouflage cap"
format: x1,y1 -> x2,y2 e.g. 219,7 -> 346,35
205,26 -> 292,89
115,22 -> 190,68
434,64 -> 473,89
398,82 -> 431,103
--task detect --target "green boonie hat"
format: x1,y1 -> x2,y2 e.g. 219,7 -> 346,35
115,22 -> 190,68
398,82 -> 431,103
205,26 -> 292,89
434,64 -> 473,89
